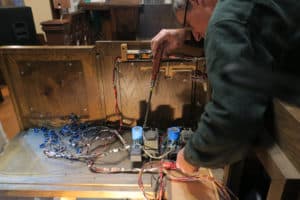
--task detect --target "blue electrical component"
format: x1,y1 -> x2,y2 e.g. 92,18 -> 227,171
60,125 -> 73,136
33,128 -> 39,133
41,127 -> 48,133
167,127 -> 181,142
76,147 -> 82,154
132,126 -> 143,143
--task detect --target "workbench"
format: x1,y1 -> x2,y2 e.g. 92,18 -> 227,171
0,43 -> 218,199
0,130 -> 219,200
0,131 -> 154,199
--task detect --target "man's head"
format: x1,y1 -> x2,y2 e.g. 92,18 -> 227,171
173,0 -> 217,41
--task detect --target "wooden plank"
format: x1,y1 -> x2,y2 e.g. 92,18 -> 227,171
0,52 -> 24,131
0,87 -> 20,139
119,61 -> 194,127
256,143 -> 300,180
95,40 -> 204,57
273,99 -> 300,172
0,46 -> 95,52
96,41 -> 205,128
1,46 -> 105,129
266,180 -> 286,200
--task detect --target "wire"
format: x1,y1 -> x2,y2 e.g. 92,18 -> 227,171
143,147 -> 174,160
113,57 -> 123,130
38,116 -> 129,164
137,161 -> 238,200
138,161 -> 161,200
163,170 -> 238,200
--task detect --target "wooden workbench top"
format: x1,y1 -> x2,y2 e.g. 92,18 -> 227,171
0,131 -> 153,199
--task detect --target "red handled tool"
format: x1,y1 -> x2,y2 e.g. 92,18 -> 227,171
143,44 -> 165,128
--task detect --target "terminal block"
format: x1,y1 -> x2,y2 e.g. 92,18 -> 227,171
143,129 -> 159,157
130,143 -> 142,162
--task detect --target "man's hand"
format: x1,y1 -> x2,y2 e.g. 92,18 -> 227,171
151,28 -> 187,57
176,148 -> 199,175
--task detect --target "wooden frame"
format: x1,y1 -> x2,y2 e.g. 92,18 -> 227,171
0,46 -> 105,130
224,141 -> 300,200
256,143 -> 300,199
96,41 -> 206,128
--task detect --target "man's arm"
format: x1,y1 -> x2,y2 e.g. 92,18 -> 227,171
183,20 -> 270,168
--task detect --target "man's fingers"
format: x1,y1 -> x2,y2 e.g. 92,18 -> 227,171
162,46 -> 170,58
151,29 -> 170,57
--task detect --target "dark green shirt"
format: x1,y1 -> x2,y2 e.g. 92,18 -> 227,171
184,0 -> 300,168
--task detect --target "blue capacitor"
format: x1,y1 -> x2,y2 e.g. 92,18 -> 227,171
33,128 -> 39,133
41,127 -> 48,133
132,126 -> 143,141
167,127 -> 181,142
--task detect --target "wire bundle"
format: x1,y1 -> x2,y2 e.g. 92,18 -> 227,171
138,161 -> 238,200
33,114 -> 128,163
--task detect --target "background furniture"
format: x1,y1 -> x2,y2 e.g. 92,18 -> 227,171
78,1 -> 141,40
41,11 -> 94,45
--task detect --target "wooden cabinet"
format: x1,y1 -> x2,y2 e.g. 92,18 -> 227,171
0,42 -> 205,129
0,46 -> 103,129
78,1 -> 140,40
0,43 -> 212,199
96,41 -> 206,128
41,11 -> 93,45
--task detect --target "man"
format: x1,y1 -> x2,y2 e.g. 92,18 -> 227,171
151,0 -> 300,174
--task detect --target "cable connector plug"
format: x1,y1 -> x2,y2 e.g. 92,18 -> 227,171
162,161 -> 177,170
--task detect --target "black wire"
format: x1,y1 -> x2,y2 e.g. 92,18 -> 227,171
183,0 -> 189,27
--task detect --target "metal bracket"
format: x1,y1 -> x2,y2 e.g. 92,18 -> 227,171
120,43 -> 152,61
140,64 -> 196,78
121,43 -> 128,62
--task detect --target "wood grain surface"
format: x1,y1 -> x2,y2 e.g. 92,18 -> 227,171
273,99 -> 300,172
0,87 -> 19,139
0,46 -> 105,129
96,41 -> 205,129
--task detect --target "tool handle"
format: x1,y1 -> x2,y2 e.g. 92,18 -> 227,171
151,44 -> 164,82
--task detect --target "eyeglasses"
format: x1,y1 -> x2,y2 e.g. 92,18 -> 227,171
183,0 -> 189,27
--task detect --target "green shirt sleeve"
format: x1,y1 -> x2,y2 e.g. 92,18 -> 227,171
184,19 -> 269,168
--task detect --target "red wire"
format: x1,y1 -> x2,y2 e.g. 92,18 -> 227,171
89,160 -> 236,200
158,161 -> 165,200
113,57 -> 123,130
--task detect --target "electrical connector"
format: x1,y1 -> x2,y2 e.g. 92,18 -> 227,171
162,161 -> 177,170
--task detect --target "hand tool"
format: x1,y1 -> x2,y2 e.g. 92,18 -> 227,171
143,44 -> 164,128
